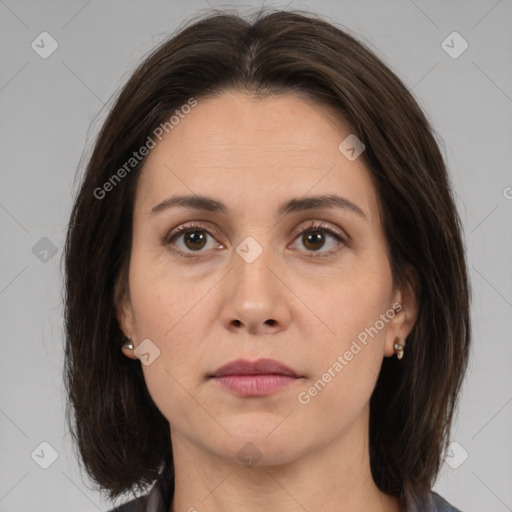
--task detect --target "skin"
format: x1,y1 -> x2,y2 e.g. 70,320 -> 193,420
116,90 -> 418,512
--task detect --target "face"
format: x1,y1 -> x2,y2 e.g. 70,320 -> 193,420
116,91 -> 418,467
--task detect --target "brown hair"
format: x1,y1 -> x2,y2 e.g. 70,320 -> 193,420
63,7 -> 471,509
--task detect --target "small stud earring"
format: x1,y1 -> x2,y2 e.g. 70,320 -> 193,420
121,336 -> 134,350
393,337 -> 405,360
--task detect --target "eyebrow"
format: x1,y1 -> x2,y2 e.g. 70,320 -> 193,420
150,193 -> 367,220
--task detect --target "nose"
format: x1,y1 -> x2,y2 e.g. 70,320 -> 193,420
220,243 -> 292,335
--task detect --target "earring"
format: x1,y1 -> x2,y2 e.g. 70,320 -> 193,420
393,337 -> 405,360
121,336 -> 134,350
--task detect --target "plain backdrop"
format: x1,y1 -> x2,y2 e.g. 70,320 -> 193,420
0,1 -> 511,511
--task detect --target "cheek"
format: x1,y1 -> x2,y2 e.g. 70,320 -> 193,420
298,271 -> 391,398
129,262 -> 218,393
141,362 -> 209,439
298,268 -> 391,343
129,253 -> 211,338
296,287 -> 387,423
132,278 -> 213,427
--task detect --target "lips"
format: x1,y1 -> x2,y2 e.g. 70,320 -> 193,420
208,358 -> 303,397
210,358 -> 300,378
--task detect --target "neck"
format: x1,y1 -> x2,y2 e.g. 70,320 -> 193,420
168,407 -> 400,512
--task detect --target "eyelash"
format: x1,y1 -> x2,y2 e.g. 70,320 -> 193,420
163,221 -> 347,259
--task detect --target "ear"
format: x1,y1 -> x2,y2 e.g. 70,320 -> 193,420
384,264 -> 420,357
114,263 -> 138,360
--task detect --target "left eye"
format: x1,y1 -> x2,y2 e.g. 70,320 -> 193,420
164,222 -> 345,258
290,226 -> 345,254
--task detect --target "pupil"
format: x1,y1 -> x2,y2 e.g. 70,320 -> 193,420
185,231 -> 206,250
304,231 -> 324,250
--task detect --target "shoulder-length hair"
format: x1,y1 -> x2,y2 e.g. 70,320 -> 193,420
63,8 -> 471,509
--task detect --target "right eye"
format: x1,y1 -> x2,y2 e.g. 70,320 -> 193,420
164,223 -> 223,258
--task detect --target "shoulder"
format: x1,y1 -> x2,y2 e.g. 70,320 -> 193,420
105,477 -> 169,512
105,494 -> 149,512
106,464 -> 172,512
431,491 -> 463,512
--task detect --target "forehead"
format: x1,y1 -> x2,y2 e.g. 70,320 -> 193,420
146,91 -> 349,165
134,91 -> 379,224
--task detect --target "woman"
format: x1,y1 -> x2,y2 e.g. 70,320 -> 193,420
63,8 -> 470,512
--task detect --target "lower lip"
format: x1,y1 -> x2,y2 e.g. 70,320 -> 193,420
212,375 -> 300,397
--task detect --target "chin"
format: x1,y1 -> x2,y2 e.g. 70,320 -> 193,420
223,411 -> 294,439
210,424 -> 308,468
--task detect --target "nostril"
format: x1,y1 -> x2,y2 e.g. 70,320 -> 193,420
265,319 -> 277,327
232,319 -> 242,327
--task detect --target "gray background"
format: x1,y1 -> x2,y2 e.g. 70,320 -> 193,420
1,0 -> 511,511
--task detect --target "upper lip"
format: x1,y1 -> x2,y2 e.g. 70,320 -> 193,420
210,358 -> 300,378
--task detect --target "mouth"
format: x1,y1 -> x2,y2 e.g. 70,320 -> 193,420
208,358 -> 303,397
